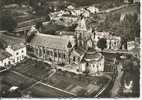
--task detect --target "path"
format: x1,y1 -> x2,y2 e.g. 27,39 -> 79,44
110,63 -> 124,97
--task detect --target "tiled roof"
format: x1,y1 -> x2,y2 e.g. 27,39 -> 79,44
0,49 -> 12,61
30,33 -> 75,51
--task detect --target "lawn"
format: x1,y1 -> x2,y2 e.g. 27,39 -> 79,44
45,70 -> 108,96
2,72 -> 36,89
14,59 -> 52,80
25,83 -> 74,97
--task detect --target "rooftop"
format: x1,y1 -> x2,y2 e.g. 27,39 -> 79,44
0,49 -> 12,61
30,33 -> 75,51
83,48 -> 103,62
10,43 -> 25,51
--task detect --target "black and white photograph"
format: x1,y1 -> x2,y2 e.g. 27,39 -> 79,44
0,0 -> 140,98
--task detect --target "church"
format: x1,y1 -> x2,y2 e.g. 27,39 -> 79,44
28,17 -> 105,74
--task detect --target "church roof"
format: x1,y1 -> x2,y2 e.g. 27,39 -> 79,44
83,48 -> 103,62
30,33 -> 75,51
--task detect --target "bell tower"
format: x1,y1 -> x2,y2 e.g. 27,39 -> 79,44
75,16 -> 92,49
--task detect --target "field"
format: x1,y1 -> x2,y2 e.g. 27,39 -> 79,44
25,82 -> 74,97
45,70 -> 108,96
13,59 -> 52,80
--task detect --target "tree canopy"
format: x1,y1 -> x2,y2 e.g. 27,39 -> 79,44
97,38 -> 107,51
0,10 -> 17,32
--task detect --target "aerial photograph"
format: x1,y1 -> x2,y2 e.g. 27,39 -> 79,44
0,0 -> 140,98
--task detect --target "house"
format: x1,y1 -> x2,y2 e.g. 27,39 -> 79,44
124,0 -> 140,3
6,43 -> 26,64
0,49 -> 12,67
55,14 -> 78,27
28,33 -> 75,64
0,33 -> 27,64
87,6 -> 99,14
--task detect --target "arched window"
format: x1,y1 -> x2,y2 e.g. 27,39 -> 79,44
73,56 -> 76,62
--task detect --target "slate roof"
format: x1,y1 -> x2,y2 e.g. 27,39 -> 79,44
0,49 -> 12,61
30,33 -> 75,51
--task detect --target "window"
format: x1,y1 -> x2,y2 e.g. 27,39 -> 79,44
8,61 -> 11,65
54,52 -> 57,57
22,55 -> 24,59
16,52 -> 19,55
21,50 -> 24,53
73,56 -> 76,62
58,52 -> 61,58
63,54 -> 66,59
17,57 -> 19,61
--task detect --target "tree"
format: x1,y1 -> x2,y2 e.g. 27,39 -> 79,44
0,11 -> 17,32
0,39 -> 7,49
97,38 -> 107,51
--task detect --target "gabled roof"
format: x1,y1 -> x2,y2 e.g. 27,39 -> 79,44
0,49 -> 12,61
30,33 -> 75,51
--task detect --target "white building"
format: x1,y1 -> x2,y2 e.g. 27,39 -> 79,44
0,49 -> 12,67
94,31 -> 121,50
6,43 -> 26,64
0,33 -> 27,66
87,6 -> 99,14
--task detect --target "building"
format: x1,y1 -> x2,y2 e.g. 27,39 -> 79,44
87,6 -> 99,14
0,33 -> 27,65
6,43 -> 26,64
94,31 -> 121,50
75,17 -> 93,50
28,33 -> 75,64
0,49 -> 12,67
124,0 -> 140,3
79,48 -> 104,74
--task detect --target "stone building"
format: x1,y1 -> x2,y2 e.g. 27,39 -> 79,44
94,31 -> 121,50
79,48 -> 104,74
28,33 -> 75,64
0,33 -> 27,65
0,49 -> 12,67
75,17 -> 93,50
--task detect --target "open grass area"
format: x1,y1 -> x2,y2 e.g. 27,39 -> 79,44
26,83 -> 74,97
45,70 -> 108,96
2,72 -> 36,89
14,59 -> 52,80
